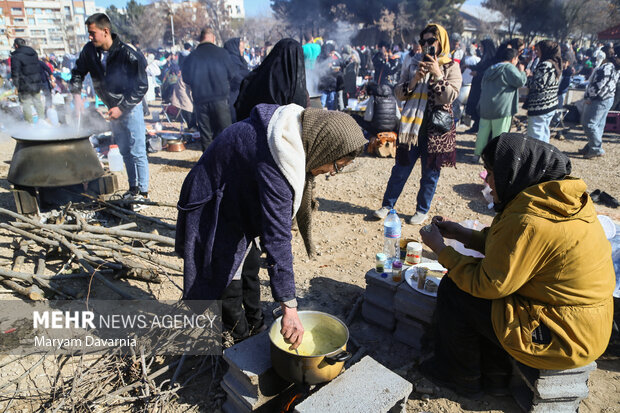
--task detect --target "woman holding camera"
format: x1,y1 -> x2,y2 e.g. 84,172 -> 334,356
373,23 -> 462,225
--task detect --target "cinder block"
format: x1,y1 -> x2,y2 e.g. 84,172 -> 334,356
512,382 -> 582,413
364,270 -> 402,310
222,368 -> 293,411
294,356 -> 413,413
514,362 -> 593,400
223,330 -> 293,409
221,381 -> 252,413
223,330 -> 272,385
362,299 -> 395,331
393,311 -> 427,351
393,282 -> 436,324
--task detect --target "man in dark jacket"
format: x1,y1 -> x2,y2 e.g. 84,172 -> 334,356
70,13 -> 150,201
182,27 -> 234,151
10,38 -> 45,123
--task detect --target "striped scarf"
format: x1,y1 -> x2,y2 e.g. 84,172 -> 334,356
399,77 -> 429,149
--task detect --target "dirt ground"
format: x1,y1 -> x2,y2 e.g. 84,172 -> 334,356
0,109 -> 619,412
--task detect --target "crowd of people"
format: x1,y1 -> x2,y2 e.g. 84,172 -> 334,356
0,13 -> 617,402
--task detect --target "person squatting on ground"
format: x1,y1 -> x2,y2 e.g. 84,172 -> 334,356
474,47 -> 527,160
70,13 -> 150,201
373,23 -> 462,226
176,106 -> 366,346
11,38 -> 45,124
419,133 -> 615,397
580,46 -> 620,159
182,27 -> 234,151
524,40 -> 561,143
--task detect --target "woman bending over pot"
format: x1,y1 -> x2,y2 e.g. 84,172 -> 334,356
176,104 -> 366,348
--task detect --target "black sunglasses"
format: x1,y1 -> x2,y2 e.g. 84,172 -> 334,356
419,38 -> 438,46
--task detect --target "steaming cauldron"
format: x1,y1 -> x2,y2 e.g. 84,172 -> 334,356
8,135 -> 105,187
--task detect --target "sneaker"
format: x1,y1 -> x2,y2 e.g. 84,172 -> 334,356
132,193 -> 150,212
583,150 -> 604,159
407,212 -> 428,225
373,206 -> 391,220
577,145 -> 589,155
122,187 -> 140,200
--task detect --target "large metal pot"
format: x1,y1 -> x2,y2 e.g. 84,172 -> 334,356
269,310 -> 351,384
309,95 -> 323,109
8,136 -> 104,187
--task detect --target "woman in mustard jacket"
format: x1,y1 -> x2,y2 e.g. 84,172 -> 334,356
420,133 -> 615,397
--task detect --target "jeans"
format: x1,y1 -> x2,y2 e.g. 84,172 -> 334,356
320,91 -> 336,110
527,110 -> 555,143
195,100 -> 232,151
381,133 -> 440,215
582,97 -> 613,155
110,102 -> 149,193
18,91 -> 45,123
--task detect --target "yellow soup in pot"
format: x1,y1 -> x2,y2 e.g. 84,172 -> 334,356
273,323 -> 344,356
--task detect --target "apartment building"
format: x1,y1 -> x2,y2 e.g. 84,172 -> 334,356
0,0 -> 97,58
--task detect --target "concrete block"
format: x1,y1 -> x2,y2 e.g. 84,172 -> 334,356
512,382 -> 582,413
393,282 -> 436,324
365,269 -> 403,291
514,362 -> 593,400
393,311 -> 427,351
223,330 -> 294,410
364,270 -> 402,311
221,381 -> 252,413
362,299 -> 395,331
294,356 -> 413,413
223,331 -> 272,384
222,368 -> 294,411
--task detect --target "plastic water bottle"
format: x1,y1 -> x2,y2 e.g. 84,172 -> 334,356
383,209 -> 401,270
46,107 -> 59,126
107,144 -> 124,172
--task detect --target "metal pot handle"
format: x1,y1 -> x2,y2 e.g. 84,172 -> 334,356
324,350 -> 352,365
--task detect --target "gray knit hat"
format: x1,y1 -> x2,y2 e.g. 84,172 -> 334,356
296,108 -> 366,257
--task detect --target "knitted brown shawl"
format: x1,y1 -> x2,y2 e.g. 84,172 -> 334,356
296,109 -> 367,257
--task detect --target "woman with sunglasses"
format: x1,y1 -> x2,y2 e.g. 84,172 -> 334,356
175,105 -> 366,348
373,23 -> 462,226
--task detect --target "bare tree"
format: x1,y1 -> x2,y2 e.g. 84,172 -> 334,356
237,15 -> 293,47
198,0 -> 233,44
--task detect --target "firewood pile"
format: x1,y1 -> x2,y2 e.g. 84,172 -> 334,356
0,196 -> 181,301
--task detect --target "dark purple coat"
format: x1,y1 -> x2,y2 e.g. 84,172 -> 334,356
175,104 -> 296,302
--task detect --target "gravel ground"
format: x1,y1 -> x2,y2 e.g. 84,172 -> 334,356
0,110 -> 618,411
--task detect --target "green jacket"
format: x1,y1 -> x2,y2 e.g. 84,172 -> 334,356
479,62 -> 527,120
439,178 -> 615,369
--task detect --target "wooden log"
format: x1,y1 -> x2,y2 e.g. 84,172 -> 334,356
0,223 -> 60,248
80,224 -> 175,246
107,199 -> 177,208
0,208 -> 181,273
79,194 -> 176,230
52,234 -> 136,299
1,242 -> 44,300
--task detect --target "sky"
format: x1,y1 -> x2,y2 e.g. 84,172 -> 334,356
95,0 -> 483,16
